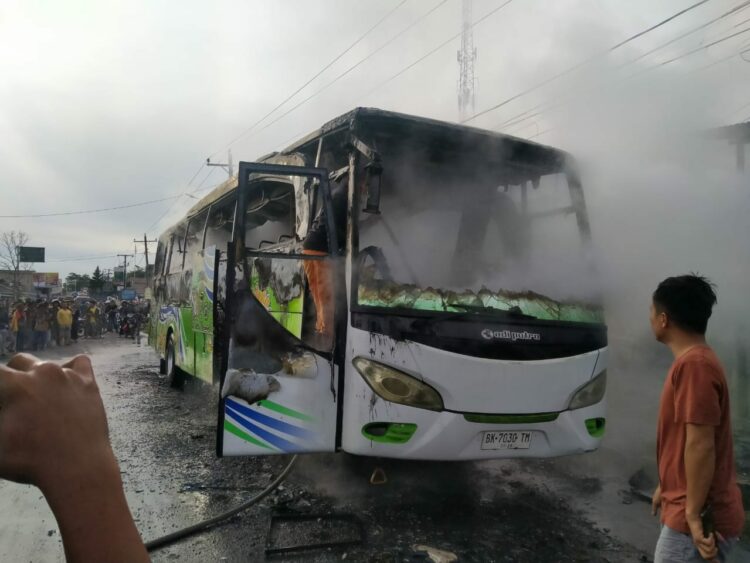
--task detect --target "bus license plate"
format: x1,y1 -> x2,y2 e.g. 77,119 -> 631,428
480,431 -> 532,450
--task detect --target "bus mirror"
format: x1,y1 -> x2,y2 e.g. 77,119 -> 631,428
363,164 -> 382,214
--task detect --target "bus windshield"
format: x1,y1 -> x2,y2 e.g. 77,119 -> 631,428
356,151 -> 603,324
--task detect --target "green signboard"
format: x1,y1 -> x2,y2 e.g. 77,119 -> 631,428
18,246 -> 45,263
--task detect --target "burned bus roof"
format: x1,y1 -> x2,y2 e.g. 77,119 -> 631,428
186,175 -> 238,218
183,154 -> 306,220
165,107 -> 571,236
280,107 -> 570,174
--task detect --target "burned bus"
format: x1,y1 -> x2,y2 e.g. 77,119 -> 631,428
150,108 -> 607,460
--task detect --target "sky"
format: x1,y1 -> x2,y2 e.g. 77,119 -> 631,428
0,0 -> 749,293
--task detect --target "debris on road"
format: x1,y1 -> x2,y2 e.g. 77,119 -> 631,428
413,544 -> 458,563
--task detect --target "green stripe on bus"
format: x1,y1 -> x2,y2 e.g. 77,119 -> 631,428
257,400 -> 314,422
223,419 -> 273,450
463,412 -> 559,424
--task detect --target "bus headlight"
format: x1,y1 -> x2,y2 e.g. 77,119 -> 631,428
352,357 -> 444,411
568,370 -> 607,410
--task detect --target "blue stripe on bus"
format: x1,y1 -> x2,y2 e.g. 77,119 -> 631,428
205,287 -> 214,302
226,398 -> 315,440
225,404 -> 302,452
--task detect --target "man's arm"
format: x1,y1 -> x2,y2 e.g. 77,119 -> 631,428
651,483 -> 662,516
685,422 -> 717,559
0,354 -> 149,563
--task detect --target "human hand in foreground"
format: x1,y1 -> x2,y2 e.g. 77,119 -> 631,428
0,353 -> 149,563
686,512 -> 720,562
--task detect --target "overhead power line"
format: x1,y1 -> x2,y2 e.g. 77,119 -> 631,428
139,1 -> 410,241
623,0 -> 750,67
497,0 -> 750,131
185,162 -> 207,188
507,32 -> 750,142
47,254 -> 120,263
144,166 -> 219,235
211,0 -> 409,158
143,1 -> 412,238
246,0 -> 452,142
656,25 -> 750,66
462,0 -> 712,125
500,29 -> 750,138
361,0 -> 515,102
610,0 -> 712,50
143,1 -> 451,236
250,0 -> 513,149
0,195 -> 182,219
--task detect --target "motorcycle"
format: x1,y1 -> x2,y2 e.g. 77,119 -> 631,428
119,313 -> 139,339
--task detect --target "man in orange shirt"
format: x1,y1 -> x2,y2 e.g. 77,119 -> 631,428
650,275 -> 744,562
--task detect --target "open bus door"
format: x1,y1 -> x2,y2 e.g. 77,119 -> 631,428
216,162 -> 344,456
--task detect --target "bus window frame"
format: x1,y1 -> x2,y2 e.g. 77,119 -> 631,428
153,238 -> 167,279
205,196 -> 238,252
184,209 -> 209,262
166,223 -> 188,276
243,182 -> 297,252
165,234 -> 175,276
235,163 -> 339,260
348,152 -> 593,316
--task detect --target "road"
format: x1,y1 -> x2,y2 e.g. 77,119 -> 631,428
0,336 -> 747,562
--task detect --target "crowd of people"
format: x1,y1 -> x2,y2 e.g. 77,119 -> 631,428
0,297 -> 149,356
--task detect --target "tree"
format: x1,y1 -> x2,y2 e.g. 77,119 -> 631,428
65,272 -> 91,293
90,266 -> 105,292
0,231 -> 31,300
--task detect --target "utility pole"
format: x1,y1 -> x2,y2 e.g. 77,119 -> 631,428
457,0 -> 477,121
134,234 -> 156,284
206,149 -> 234,179
117,254 -> 134,288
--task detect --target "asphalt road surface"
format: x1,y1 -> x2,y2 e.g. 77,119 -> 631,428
1,336 -> 748,562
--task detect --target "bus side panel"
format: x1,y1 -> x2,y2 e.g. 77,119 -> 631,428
193,247 -> 217,383
177,306 -> 196,375
195,332 -> 213,382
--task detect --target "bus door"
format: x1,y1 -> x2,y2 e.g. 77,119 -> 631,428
217,162 -> 344,456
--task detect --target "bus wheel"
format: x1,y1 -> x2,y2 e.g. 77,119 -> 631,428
166,334 -> 184,389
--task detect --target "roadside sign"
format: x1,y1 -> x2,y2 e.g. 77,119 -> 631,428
121,289 -> 137,300
32,272 -> 60,287
18,246 -> 45,263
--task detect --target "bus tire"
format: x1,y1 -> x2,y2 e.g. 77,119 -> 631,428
166,334 -> 184,390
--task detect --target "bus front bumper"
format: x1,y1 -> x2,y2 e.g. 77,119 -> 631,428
341,401 -> 606,461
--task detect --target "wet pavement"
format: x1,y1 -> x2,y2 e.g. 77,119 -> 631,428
1,336 -> 748,562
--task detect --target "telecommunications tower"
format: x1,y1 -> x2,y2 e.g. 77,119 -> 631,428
457,0 -> 476,121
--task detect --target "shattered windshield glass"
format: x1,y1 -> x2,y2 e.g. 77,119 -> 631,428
356,150 -> 603,324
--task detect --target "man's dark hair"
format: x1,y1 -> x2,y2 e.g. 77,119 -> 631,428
652,274 -> 717,335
